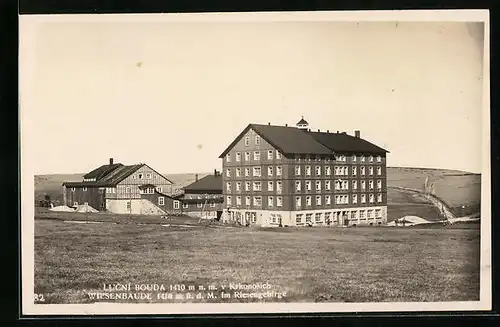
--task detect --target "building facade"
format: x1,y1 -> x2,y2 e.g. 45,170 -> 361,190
173,170 -> 224,219
218,118 -> 389,227
62,158 -> 180,215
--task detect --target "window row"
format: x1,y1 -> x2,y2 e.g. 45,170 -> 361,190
296,209 -> 383,224
226,193 -> 383,207
226,165 -> 383,178
132,172 -> 159,180
226,149 -> 283,162
295,193 -> 383,207
225,179 -> 383,193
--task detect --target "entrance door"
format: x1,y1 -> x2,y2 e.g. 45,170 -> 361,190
343,211 -> 349,226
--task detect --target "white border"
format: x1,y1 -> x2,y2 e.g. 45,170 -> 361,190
20,9 -> 491,316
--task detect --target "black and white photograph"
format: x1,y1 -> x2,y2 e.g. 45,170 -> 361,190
19,10 -> 491,315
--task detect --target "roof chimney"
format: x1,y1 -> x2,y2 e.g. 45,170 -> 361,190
317,129 -> 320,132
214,169 -> 217,176
195,174 -> 199,181
355,130 -> 361,138
327,130 -> 329,133
109,158 -> 114,165
337,131 -> 339,134
268,122 -> 270,125
285,124 -> 288,127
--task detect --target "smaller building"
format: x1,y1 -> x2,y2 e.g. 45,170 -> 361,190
174,170 -> 224,219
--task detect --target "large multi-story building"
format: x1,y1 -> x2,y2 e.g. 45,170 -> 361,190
218,118 -> 389,227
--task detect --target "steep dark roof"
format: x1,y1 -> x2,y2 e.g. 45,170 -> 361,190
63,164 -> 143,187
219,124 -> 332,158
83,163 -> 123,180
183,174 -> 222,193
296,117 -> 308,125
307,131 -> 388,154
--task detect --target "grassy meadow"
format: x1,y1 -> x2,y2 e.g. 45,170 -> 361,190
34,219 -> 480,304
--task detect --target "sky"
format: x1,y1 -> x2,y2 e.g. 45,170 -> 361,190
20,15 -> 486,175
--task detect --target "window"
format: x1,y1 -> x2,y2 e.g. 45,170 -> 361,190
351,211 -> 357,220
83,187 -> 87,192
368,210 -> 374,218
227,196 -> 232,206
377,194 -> 383,203
71,188 -> 75,192
251,213 -> 257,223
245,168 -> 250,177
352,180 -> 357,190
126,201 -> 131,210
125,187 -> 131,193
352,166 -> 357,176
277,196 -> 283,207
361,180 -> 366,190
352,155 -> 357,162
325,166 -> 331,176
275,166 -> 282,176
84,202 -> 88,205
295,196 -> 301,207
236,182 -> 241,192
276,181 -> 283,193
253,181 -> 261,191
226,182 -> 232,192
305,156 -> 311,162
138,173 -> 144,179
158,197 -> 165,206
296,214 -> 303,224
335,180 -> 341,190
369,166 -> 374,176
182,203 -> 189,209
244,152 -> 250,161
360,166 -> 365,175
276,151 -> 282,159
377,155 -> 382,162
253,196 -> 262,206
156,186 -> 162,193
325,180 -> 331,191
236,152 -> 241,162
361,156 -> 365,162
172,200 -> 179,209
268,181 -> 274,191
377,166 -> 382,175
306,166 -> 311,176
369,155 -> 374,162
306,196 -> 312,206
245,182 -> 251,191
236,196 -> 242,206
306,180 -> 312,191
369,180 -> 374,190
73,201 -> 78,206
315,213 -> 322,222
315,180 -> 321,191
360,210 -> 365,219
295,181 -> 301,192
268,166 -> 274,176
361,194 -> 366,203
210,202 -> 215,208
268,196 -> 274,207
306,214 -> 312,223
325,195 -> 331,205
245,196 -> 251,205
253,166 -> 261,177
254,151 -> 261,161
255,135 -> 261,145
226,168 -> 231,177
342,180 -> 349,190
146,173 -> 152,179
267,150 -> 273,160
295,165 -> 301,176
245,137 -> 250,146
369,194 -> 375,203
352,194 -> 358,203
315,166 -> 321,176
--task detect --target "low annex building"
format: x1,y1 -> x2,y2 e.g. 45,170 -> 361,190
173,170 -> 224,219
62,158 -> 181,215
218,118 -> 389,227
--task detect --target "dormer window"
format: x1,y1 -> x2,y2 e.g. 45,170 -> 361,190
255,135 -> 260,145
138,173 -> 144,179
